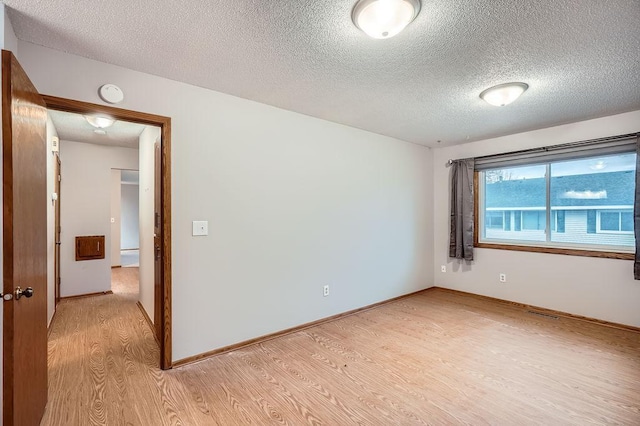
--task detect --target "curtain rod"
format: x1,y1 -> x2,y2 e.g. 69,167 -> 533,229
446,132 -> 639,166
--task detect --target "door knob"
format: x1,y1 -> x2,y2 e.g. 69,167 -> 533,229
14,286 -> 34,300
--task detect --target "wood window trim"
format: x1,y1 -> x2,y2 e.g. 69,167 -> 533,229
473,171 -> 634,261
43,95 -> 174,370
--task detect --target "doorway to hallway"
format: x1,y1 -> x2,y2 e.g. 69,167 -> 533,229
45,95 -> 173,370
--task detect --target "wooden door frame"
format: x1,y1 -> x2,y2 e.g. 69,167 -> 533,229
43,95 -> 173,370
54,154 -> 61,305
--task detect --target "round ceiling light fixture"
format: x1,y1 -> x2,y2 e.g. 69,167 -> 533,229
352,0 -> 421,39
85,115 -> 115,129
480,82 -> 529,107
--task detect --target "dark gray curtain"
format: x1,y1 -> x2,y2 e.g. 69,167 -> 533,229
634,136 -> 640,279
449,159 -> 475,260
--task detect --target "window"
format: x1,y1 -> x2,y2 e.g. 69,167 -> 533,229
486,211 -> 504,229
597,210 -> 633,233
477,148 -> 636,256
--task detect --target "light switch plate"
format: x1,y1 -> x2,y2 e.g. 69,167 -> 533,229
192,220 -> 208,236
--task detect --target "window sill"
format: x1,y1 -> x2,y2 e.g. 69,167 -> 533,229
474,242 -> 633,260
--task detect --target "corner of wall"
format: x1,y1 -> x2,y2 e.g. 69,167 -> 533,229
2,4 -> 18,56
425,146 -> 436,288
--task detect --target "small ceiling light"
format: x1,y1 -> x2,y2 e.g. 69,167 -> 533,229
480,82 -> 529,107
85,115 -> 115,129
352,0 -> 421,39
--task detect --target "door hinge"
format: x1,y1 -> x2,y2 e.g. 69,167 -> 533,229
58,174 -> 61,182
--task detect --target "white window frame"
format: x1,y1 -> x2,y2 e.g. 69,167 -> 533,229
596,210 -> 634,234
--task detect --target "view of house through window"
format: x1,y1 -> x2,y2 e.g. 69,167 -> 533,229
479,152 -> 636,252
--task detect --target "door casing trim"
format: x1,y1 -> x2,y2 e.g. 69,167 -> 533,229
43,95 -> 173,370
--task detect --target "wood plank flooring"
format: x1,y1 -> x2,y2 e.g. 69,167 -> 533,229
43,274 -> 640,425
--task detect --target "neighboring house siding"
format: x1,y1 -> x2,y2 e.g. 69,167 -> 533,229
552,210 -> 634,246
562,210 -> 586,237
486,228 -> 545,241
485,209 -> 634,247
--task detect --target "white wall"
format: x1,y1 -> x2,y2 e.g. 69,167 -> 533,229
121,184 -> 140,249
433,110 -> 640,327
1,3 -> 17,55
139,126 -> 160,322
46,117 -> 58,325
110,169 -> 122,267
18,41 -> 434,361
59,140 -> 138,297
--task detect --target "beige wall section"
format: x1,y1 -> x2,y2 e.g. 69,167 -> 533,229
121,184 -> 140,250
46,116 -> 59,326
139,126 -> 160,323
18,41 -> 434,361
59,140 -> 138,297
110,169 -> 122,267
1,3 -> 17,54
432,110 -> 640,328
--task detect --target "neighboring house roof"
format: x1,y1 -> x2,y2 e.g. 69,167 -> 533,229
485,170 -> 634,208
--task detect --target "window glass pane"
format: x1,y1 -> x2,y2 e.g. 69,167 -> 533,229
486,211 -> 503,229
523,211 -> 545,230
484,165 -> 546,241
621,211 -> 633,232
550,153 -> 635,247
600,212 -> 619,231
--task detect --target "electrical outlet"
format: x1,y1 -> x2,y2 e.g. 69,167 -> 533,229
441,265 -> 446,273
499,273 -> 507,283
323,285 -> 329,297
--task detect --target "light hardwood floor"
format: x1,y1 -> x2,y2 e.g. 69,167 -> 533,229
43,272 -> 640,425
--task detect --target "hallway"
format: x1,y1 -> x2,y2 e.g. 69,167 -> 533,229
42,268 -> 161,425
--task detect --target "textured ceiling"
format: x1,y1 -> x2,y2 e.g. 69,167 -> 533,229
48,109 -> 146,149
9,0 -> 640,147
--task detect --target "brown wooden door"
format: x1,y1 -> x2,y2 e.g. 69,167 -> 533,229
2,51 -> 48,425
54,155 -> 61,304
153,142 -> 163,345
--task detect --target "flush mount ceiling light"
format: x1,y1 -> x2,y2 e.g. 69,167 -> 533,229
84,115 -> 115,129
480,82 -> 529,107
352,0 -> 421,39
